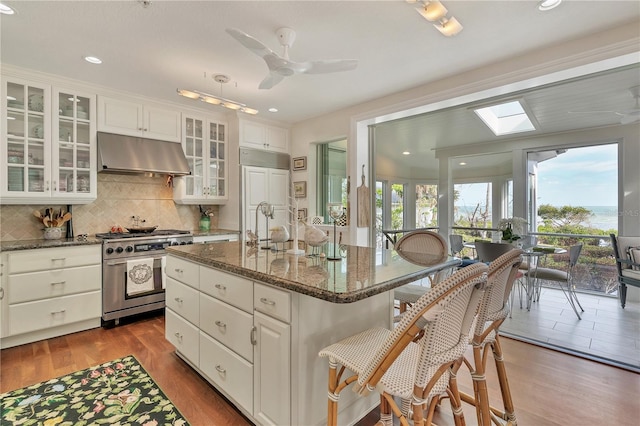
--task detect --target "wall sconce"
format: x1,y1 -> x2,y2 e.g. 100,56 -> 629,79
410,0 -> 463,37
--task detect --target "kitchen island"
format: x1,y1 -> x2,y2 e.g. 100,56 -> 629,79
165,241 -> 459,426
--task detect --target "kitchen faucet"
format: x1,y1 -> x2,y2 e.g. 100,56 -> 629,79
255,201 -> 275,248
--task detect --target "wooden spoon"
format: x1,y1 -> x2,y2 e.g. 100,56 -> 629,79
43,217 -> 50,227
33,210 -> 43,219
61,212 -> 72,223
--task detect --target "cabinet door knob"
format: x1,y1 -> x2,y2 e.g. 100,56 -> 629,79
260,297 -> 276,306
214,283 -> 226,291
174,332 -> 183,342
174,297 -> 183,303
215,365 -> 226,374
174,268 -> 183,273
215,320 -> 227,329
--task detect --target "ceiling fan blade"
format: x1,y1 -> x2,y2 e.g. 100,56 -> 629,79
226,28 -> 275,58
303,59 -> 359,74
620,113 -> 640,125
259,72 -> 285,90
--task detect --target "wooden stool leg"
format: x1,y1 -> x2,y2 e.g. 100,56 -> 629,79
378,395 -> 393,426
448,361 -> 467,426
327,361 -> 339,426
472,344 -> 492,426
492,337 -> 517,425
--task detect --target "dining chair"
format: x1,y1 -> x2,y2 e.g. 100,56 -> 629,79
452,248 -> 523,426
450,234 -> 464,257
392,230 -> 449,315
319,262 -> 489,426
474,241 -> 514,263
526,244 -> 584,319
609,233 -> 640,308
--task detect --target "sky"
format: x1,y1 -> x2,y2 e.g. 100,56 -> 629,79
455,143 -> 618,208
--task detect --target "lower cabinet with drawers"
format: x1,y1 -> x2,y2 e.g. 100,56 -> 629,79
165,253 -> 389,425
165,255 -> 290,426
0,245 -> 102,348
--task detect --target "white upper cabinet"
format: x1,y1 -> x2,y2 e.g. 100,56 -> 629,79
97,96 -> 181,142
239,119 -> 289,153
173,114 -> 228,204
1,76 -> 97,204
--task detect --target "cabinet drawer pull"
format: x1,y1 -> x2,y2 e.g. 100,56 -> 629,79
174,332 -> 183,342
174,297 -> 183,303
0,288 -> 4,300
51,281 -> 66,286
51,257 -> 66,261
174,268 -> 183,273
215,365 -> 226,374
260,297 -> 276,306
250,326 -> 257,345
214,283 -> 226,291
51,309 -> 66,315
215,320 -> 226,329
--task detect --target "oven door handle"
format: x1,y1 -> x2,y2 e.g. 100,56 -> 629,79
105,256 -> 165,267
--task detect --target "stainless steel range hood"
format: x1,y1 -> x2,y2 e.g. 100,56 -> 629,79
97,132 -> 191,176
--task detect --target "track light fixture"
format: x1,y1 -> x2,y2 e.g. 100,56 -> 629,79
410,0 -> 463,36
177,74 -> 258,115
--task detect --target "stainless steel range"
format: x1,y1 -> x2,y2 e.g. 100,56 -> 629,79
96,230 -> 193,324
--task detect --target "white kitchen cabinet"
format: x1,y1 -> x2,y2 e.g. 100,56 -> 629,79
97,96 -> 181,142
173,114 -> 227,204
243,166 -> 290,241
239,119 -> 289,153
165,255 -> 294,424
0,245 -> 102,348
1,77 -> 97,204
253,310 -> 291,426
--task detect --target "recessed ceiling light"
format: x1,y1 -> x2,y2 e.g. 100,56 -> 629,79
0,3 -> 16,15
402,151 -> 411,155
84,56 -> 102,64
459,162 -> 467,166
268,107 -> 278,113
538,0 -> 562,11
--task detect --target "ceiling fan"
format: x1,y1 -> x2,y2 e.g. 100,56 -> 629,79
226,27 -> 358,90
568,86 -> 640,125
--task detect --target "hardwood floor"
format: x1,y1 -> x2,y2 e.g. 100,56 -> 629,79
1,312 -> 638,425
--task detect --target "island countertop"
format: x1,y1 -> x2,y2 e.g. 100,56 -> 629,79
166,241 -> 460,303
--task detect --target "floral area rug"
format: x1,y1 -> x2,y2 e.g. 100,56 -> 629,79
1,355 -> 189,425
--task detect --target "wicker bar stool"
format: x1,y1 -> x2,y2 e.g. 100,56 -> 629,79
393,230 -> 450,315
452,248 -> 523,426
319,262 -> 489,426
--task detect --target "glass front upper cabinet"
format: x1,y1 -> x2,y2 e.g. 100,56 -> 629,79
3,79 -> 50,196
54,90 -> 93,195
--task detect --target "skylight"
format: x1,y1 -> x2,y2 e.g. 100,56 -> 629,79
474,100 -> 536,136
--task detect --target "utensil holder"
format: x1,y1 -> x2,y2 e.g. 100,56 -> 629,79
43,227 -> 63,240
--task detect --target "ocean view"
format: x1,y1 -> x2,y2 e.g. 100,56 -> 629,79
455,205 -> 618,231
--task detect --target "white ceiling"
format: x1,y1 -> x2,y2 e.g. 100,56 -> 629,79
1,0 -> 639,169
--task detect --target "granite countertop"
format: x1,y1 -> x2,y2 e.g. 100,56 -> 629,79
167,241 -> 461,303
0,237 -> 102,252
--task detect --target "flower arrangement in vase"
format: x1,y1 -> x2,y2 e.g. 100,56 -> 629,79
498,217 -> 527,244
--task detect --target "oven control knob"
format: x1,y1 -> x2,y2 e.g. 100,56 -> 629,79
106,247 -> 114,254
187,241 -> 193,245
116,247 -> 124,253
180,241 -> 187,245
171,241 -> 179,246
126,246 -> 134,253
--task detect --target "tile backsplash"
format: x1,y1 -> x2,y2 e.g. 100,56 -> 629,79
0,174 -> 219,241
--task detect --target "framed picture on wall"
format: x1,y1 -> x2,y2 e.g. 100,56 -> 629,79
293,156 -> 307,171
297,208 -> 307,221
294,181 -> 307,198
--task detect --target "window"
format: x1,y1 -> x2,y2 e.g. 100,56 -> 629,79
415,184 -> 438,228
454,182 -> 492,228
316,139 -> 347,222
